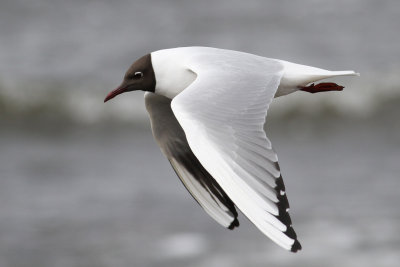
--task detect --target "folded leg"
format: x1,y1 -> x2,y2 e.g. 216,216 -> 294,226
298,82 -> 344,94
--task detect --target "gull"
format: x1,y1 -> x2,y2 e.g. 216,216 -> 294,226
104,47 -> 359,252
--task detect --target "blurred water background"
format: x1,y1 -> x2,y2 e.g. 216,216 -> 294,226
1,0 -> 400,266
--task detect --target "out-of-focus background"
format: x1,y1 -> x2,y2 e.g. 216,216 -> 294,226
1,1 -> 399,266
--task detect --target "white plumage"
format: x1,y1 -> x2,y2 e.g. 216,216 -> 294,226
106,47 -> 359,252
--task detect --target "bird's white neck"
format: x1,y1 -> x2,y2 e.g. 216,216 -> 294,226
151,49 -> 197,99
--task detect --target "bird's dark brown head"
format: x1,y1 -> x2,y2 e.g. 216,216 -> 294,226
104,54 -> 156,102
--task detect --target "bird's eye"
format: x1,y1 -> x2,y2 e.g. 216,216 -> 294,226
134,72 -> 143,78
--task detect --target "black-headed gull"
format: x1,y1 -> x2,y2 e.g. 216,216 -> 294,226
104,47 -> 359,252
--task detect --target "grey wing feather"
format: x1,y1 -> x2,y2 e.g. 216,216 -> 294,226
144,92 -> 239,229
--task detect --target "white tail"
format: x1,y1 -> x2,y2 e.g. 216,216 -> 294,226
329,70 -> 360,77
276,60 -> 359,97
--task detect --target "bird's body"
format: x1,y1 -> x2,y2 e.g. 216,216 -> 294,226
104,47 -> 359,252
150,47 -> 357,98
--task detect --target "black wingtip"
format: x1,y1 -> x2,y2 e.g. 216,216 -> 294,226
228,218 -> 240,230
275,175 -> 286,192
290,239 -> 302,252
284,225 -> 297,240
276,210 -> 292,226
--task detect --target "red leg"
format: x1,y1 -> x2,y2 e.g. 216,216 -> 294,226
298,82 -> 344,94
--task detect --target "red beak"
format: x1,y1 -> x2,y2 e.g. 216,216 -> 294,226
104,86 -> 126,103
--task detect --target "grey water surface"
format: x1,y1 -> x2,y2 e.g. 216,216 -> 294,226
1,116 -> 399,267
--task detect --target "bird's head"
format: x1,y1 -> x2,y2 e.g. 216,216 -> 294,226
104,54 -> 156,102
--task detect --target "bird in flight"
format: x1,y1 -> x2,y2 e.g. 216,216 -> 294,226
104,47 -> 359,252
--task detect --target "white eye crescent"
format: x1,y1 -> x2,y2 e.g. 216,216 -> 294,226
134,72 -> 144,78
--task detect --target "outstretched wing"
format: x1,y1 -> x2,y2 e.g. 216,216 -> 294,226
145,92 -> 239,229
171,49 -> 301,252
